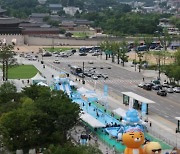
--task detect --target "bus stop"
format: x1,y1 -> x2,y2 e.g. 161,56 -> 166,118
122,92 -> 155,115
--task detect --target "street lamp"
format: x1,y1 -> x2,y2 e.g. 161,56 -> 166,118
82,62 -> 85,84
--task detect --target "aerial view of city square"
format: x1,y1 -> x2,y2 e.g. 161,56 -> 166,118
0,0 -> 179,153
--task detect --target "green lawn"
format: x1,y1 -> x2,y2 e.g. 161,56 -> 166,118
72,32 -> 89,38
44,47 -> 77,52
8,65 -> 38,79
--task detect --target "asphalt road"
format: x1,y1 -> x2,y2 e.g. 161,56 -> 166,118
39,52 -> 180,124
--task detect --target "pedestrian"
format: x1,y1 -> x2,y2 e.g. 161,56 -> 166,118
88,134 -> 91,141
149,121 -> 152,127
143,77 -> 145,82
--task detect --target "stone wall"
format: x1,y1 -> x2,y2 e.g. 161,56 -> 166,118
0,34 -> 24,45
24,35 -> 105,46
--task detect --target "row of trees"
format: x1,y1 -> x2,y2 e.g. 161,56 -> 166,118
0,83 -> 102,153
164,49 -> 180,84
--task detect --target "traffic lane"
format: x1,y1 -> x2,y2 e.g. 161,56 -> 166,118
95,80 -> 180,123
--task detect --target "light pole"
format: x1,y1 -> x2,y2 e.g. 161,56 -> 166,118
82,62 -> 85,84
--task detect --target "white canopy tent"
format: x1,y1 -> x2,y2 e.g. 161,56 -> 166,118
31,72 -> 46,84
113,108 -> 127,117
77,87 -> 89,94
37,82 -> 48,87
70,81 -> 78,86
122,92 -> 155,104
80,112 -> 106,128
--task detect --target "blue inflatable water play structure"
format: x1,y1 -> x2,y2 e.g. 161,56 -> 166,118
53,73 -> 147,140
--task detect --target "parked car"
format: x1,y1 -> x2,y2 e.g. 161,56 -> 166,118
151,80 -> 160,85
143,83 -> 152,90
157,90 -> 167,96
138,82 -> 145,88
173,87 -> 180,93
79,53 -> 87,56
53,60 -> 60,64
152,85 -> 162,90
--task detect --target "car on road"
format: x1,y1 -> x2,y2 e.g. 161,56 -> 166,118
53,60 -> 60,64
102,74 -> 108,79
138,82 -> 145,88
152,85 -> 162,90
173,87 -> 180,93
88,61 -> 94,64
92,75 -> 98,80
79,53 -> 87,56
92,52 -> 100,56
157,90 -> 167,96
42,52 -> 52,57
60,52 -> 68,57
143,83 -> 152,90
78,73 -> 85,78
166,87 -> 174,93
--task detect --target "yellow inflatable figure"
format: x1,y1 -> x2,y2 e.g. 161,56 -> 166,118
122,129 -> 145,154
144,142 -> 162,154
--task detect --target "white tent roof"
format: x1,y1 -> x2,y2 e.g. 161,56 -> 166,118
122,92 -> 155,104
37,82 -> 48,87
31,72 -> 46,81
83,92 -> 97,98
80,112 -> 106,128
70,81 -> 77,86
113,108 -> 127,117
175,117 -> 180,121
77,87 -> 89,94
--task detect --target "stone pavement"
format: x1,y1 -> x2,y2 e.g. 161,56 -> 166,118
11,55 -> 180,153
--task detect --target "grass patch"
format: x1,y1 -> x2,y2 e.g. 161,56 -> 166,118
44,47 -> 77,52
72,32 -> 89,38
8,65 -> 38,79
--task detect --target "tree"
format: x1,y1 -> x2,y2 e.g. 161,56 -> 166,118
120,40 -> 129,67
174,49 -> 180,66
44,144 -> 103,154
0,45 -> 15,81
0,85 -> 81,152
0,82 -> 17,104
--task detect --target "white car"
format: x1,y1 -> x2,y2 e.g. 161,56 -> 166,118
88,61 -> 94,64
53,60 -> 60,64
138,82 -> 145,88
173,87 -> 180,93
92,75 -> 98,80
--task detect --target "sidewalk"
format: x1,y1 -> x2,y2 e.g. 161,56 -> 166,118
14,57 -> 180,150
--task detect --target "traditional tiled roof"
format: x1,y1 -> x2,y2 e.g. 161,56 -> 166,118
0,17 -> 21,24
49,4 -> 62,8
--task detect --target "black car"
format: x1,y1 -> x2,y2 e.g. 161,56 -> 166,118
79,53 -> 87,56
71,49 -> 76,54
143,83 -> 152,90
157,90 -> 167,96
42,52 -> 52,57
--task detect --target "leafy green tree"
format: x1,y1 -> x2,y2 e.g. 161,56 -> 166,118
174,49 -> 180,66
0,45 -> 15,81
44,144 -> 103,154
0,82 -> 17,104
120,40 -> 129,67
0,85 -> 80,152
